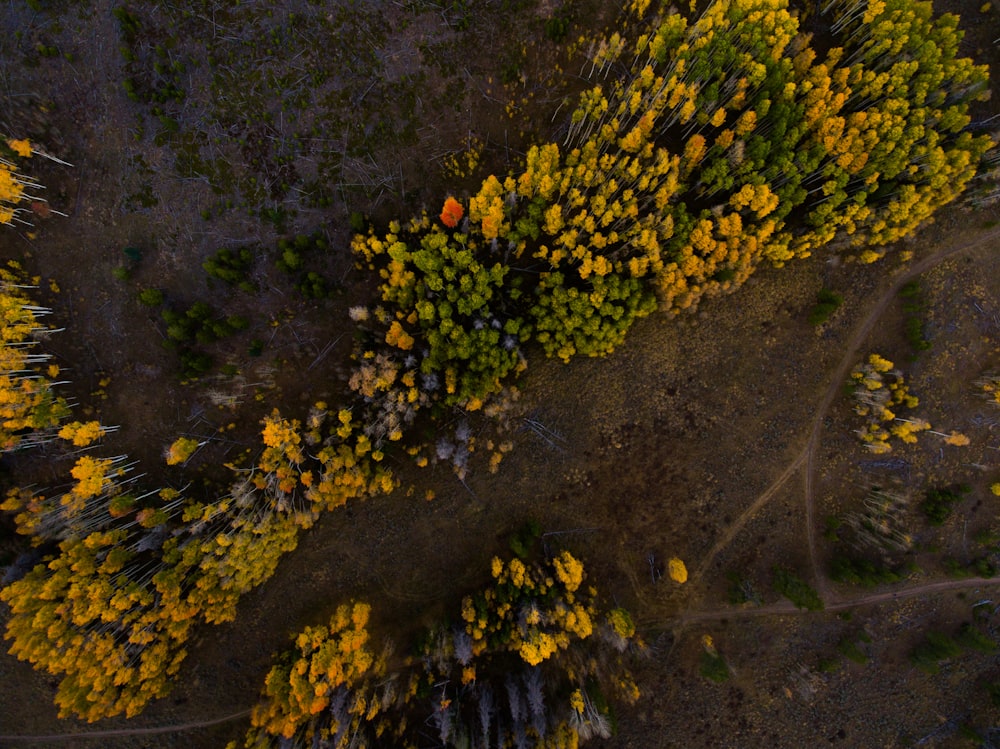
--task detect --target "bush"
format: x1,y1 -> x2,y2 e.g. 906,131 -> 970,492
829,555 -> 907,587
508,519 -> 541,558
956,623 -> 997,653
203,246 -> 256,292
138,288 -> 164,307
910,631 -> 961,674
772,566 -> 823,611
921,485 -> 969,526
808,288 -> 844,326
699,651 -> 730,683
836,637 -> 868,664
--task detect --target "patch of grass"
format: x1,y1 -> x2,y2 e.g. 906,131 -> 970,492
699,651 -> 730,683
910,631 -> 961,674
772,566 -> 824,611
956,623 -> 997,653
836,637 -> 869,664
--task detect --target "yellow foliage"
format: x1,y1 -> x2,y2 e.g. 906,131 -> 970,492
165,436 -> 200,465
58,420 -> 106,447
668,557 -> 688,583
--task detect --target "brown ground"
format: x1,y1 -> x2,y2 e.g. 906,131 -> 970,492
1,0 -> 1000,748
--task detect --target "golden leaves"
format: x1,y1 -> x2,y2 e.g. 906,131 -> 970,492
667,557 -> 688,583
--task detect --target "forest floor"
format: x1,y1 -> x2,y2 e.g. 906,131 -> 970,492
1,0 -> 1000,748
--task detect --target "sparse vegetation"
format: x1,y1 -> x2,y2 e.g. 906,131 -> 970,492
1,0 -> 999,744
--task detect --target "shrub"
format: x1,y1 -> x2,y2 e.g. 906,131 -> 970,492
956,623 -> 997,653
203,246 -> 256,292
910,631 -> 961,674
829,555 -> 906,587
699,651 -> 730,682
808,288 -> 844,326
772,566 -> 823,611
921,485 -> 970,526
138,288 -> 164,307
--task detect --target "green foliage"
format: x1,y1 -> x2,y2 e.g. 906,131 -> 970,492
956,623 -> 997,653
921,485 -> 970,526
158,301 -> 249,378
829,555 -> 908,587
508,518 -> 542,558
984,681 -> 1000,708
138,288 -> 164,307
808,288 -> 844,326
726,571 -> 762,605
353,217 -> 525,408
900,281 -> 931,354
771,566 -> 823,611
530,271 -> 656,362
699,651 -> 730,682
836,636 -> 869,665
203,246 -> 256,292
910,631 -> 962,674
275,234 -> 337,300
544,15 -> 570,42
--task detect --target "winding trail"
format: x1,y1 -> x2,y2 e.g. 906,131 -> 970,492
673,576 -> 1000,628
692,225 -> 1000,604
4,229 -> 999,743
802,226 -> 1000,601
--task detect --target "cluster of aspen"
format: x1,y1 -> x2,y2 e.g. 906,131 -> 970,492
2,0 -> 995,725
352,0 -> 993,427
849,353 -> 970,453
0,402 -> 397,721
234,552 -> 640,749
0,263 -> 71,450
0,274 -> 397,722
1,139 -> 41,226
850,353 -> 925,453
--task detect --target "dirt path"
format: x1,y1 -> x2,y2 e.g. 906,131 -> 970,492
4,231 -> 998,744
0,710 -> 251,743
673,575 -> 1000,627
802,226 -> 1000,601
690,225 -> 1000,605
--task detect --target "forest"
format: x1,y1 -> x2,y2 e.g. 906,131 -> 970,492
1,0 -> 1000,746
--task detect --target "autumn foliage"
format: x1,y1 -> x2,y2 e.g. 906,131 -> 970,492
351,0 -> 993,423
1,0 -> 996,728
0,263 -> 71,450
439,196 -> 464,228
238,551 -> 641,748
1,138 -> 40,226
1,403 -> 395,721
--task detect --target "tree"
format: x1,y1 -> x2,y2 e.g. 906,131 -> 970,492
0,263 -> 71,450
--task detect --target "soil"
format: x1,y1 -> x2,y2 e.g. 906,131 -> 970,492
1,0 -> 1000,748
